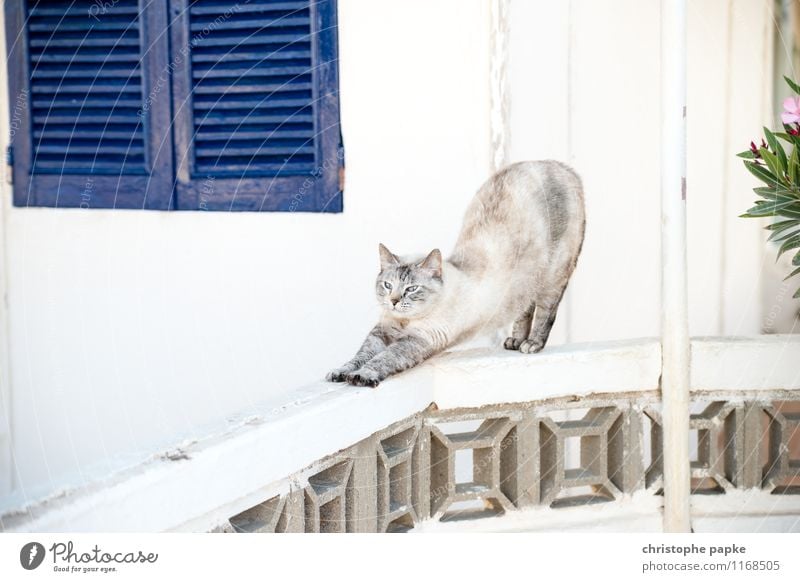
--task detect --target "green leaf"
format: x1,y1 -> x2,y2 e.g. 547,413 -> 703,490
777,234 -> 800,258
778,206 -> 800,219
785,265 -> 800,280
753,186 -> 800,202
768,130 -> 789,173
770,227 -> 800,243
790,147 -> 800,184
754,187 -> 775,198
785,75 -> 800,94
744,161 -> 780,186
794,286 -> 800,299
745,198 -> 797,214
761,148 -> 783,179
737,150 -> 756,159
765,127 -> 780,151
755,191 -> 798,203
794,249 -> 800,265
766,219 -> 799,230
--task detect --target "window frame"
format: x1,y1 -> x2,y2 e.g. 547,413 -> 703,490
169,0 -> 342,212
4,0 -> 343,212
4,0 -> 175,209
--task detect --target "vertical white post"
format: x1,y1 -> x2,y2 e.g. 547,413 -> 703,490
661,0 -> 691,533
489,0 -> 510,173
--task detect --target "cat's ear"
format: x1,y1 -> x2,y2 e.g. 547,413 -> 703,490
418,249 -> 443,279
378,243 -> 400,268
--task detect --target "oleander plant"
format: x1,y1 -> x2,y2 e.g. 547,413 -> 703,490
738,76 -> 800,299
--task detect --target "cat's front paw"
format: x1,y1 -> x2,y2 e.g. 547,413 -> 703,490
518,339 -> 545,354
503,337 -> 523,350
326,366 -> 355,382
345,368 -> 381,388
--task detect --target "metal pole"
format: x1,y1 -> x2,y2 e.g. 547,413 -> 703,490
660,0 -> 691,533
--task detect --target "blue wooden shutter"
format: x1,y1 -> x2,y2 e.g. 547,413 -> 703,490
5,0 -> 174,209
170,0 -> 343,212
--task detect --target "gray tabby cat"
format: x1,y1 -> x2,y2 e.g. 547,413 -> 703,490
327,160 -> 585,387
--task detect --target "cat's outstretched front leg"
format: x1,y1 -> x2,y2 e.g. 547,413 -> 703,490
345,335 -> 434,387
326,326 -> 387,382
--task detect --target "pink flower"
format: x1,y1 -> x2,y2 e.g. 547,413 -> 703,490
782,97 -> 800,124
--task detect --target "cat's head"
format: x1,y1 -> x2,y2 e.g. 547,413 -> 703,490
376,243 -> 444,318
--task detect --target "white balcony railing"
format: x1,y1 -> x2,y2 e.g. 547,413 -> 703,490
2,336 -> 799,533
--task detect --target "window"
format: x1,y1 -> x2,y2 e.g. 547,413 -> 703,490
4,0 -> 343,212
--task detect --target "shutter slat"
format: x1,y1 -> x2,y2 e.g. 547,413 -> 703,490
29,4 -> 139,17
32,68 -> 141,80
192,49 -> 311,63
30,37 -> 141,47
32,81 -> 140,93
194,97 -> 310,110
33,161 -> 145,172
192,66 -> 311,79
26,0 -> 147,174
190,33 -> 310,47
31,52 -> 140,63
194,163 -> 315,173
36,144 -> 145,155
189,17 -> 309,32
197,129 -> 313,140
190,2 -> 308,15
35,129 -> 143,139
195,113 -> 313,125
34,114 -> 143,124
197,145 -> 313,156
29,21 -> 138,32
35,98 -> 142,108
193,81 -> 311,94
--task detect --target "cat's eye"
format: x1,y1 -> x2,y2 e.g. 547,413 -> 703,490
383,281 -> 392,290
405,285 -> 419,294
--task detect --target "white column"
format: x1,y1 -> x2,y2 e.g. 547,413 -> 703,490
660,0 -> 691,532
489,0 -> 510,173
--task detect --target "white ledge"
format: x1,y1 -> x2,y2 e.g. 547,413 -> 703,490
1,364 -> 436,532
3,335 -> 799,532
690,335 -> 800,392
429,338 -> 661,409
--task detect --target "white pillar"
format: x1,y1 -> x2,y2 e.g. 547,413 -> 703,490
489,0 -> 510,173
660,0 -> 691,533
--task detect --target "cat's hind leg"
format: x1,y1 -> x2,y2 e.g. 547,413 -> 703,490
504,304 -> 534,350
519,292 -> 564,354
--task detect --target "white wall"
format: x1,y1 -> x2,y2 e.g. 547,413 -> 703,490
508,0 -> 773,342
0,0 -> 492,510
0,0 -> 778,512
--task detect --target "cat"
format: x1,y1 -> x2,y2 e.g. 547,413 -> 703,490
326,160 -> 586,387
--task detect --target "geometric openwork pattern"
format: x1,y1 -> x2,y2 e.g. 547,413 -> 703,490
377,424 -> 421,532
764,402 -> 800,494
429,417 -> 516,519
643,406 -> 664,490
540,407 -> 623,507
689,401 -> 738,493
304,460 -> 354,532
220,396 -> 800,533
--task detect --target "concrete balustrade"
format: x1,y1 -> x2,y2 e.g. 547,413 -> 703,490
2,336 -> 799,533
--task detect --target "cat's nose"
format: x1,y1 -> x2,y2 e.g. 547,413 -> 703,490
390,298 -> 399,307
